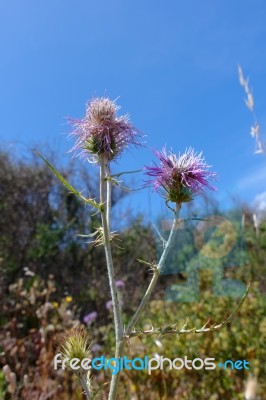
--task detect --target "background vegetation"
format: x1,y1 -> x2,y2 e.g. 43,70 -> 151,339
0,148 -> 265,399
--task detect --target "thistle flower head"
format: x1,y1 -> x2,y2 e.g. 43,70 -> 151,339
115,279 -> 125,288
83,311 -> 97,324
144,147 -> 216,204
69,97 -> 141,162
56,326 -> 91,373
106,300 -> 113,310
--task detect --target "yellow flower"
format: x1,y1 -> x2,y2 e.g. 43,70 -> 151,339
106,359 -> 116,367
65,296 -> 73,303
131,384 -> 137,392
52,301 -> 59,308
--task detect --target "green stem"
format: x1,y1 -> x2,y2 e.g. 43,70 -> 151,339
125,204 -> 181,336
106,167 -> 111,231
79,374 -> 91,399
99,156 -> 123,400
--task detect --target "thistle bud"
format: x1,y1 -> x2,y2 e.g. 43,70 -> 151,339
56,325 -> 91,374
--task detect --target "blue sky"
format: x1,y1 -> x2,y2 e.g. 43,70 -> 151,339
1,0 -> 266,219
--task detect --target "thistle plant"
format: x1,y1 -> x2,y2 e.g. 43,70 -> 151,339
36,97 -> 249,400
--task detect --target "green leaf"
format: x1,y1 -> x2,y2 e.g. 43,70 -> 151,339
35,150 -> 100,210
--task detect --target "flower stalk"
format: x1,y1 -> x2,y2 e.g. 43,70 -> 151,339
125,203 -> 181,336
100,155 -> 123,341
80,374 -> 92,399
99,155 -> 124,400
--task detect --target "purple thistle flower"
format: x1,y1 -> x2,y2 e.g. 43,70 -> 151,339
83,311 -> 97,324
115,280 -> 125,288
69,97 -> 141,162
144,147 -> 216,204
91,343 -> 102,353
106,300 -> 113,311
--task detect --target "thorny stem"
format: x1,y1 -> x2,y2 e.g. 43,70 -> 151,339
128,282 -> 250,337
100,155 -> 123,400
106,168 -> 112,231
125,204 -> 181,336
125,270 -> 158,337
79,374 -> 91,399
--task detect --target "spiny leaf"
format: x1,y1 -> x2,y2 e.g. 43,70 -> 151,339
35,150 -> 100,209
137,258 -> 154,267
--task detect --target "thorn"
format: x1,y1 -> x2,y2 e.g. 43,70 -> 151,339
201,320 -> 210,330
153,224 -> 166,246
